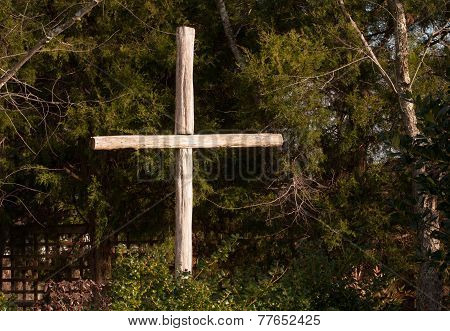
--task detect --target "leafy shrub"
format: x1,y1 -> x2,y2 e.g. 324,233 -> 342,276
109,238 -> 375,311
398,95 -> 449,308
109,241 -> 233,310
0,291 -> 16,311
407,96 -> 448,273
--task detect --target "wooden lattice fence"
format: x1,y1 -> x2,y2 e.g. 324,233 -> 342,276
1,224 -> 92,307
1,223 -> 155,308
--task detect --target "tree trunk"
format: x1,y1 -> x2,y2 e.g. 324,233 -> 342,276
92,241 -> 112,284
417,196 -> 442,310
215,0 -> 246,68
90,223 -> 112,284
389,0 -> 442,310
390,0 -> 419,137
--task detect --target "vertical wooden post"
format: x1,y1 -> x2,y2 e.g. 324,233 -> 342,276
175,26 -> 195,274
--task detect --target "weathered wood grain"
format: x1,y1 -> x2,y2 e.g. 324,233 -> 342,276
175,26 -> 195,135
90,134 -> 283,150
175,147 -> 193,274
175,26 -> 195,274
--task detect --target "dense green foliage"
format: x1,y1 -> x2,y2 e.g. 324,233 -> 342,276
0,0 -> 448,310
110,241 -> 374,310
0,292 -> 16,311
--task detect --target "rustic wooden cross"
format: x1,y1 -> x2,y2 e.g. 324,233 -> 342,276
90,26 -> 283,273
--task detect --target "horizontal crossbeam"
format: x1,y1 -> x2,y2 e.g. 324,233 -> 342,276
91,134 -> 283,150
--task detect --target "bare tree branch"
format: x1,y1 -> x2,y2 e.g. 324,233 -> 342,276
262,56 -> 369,95
411,24 -> 450,87
215,0 -> 246,68
0,0 -> 103,91
337,0 -> 398,95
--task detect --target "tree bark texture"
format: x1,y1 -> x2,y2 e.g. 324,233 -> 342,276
215,0 -> 246,68
389,0 -> 442,310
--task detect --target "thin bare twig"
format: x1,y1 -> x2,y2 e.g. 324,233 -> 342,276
0,0 -> 103,90
262,56 -> 369,95
337,0 -> 398,95
411,24 -> 450,87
